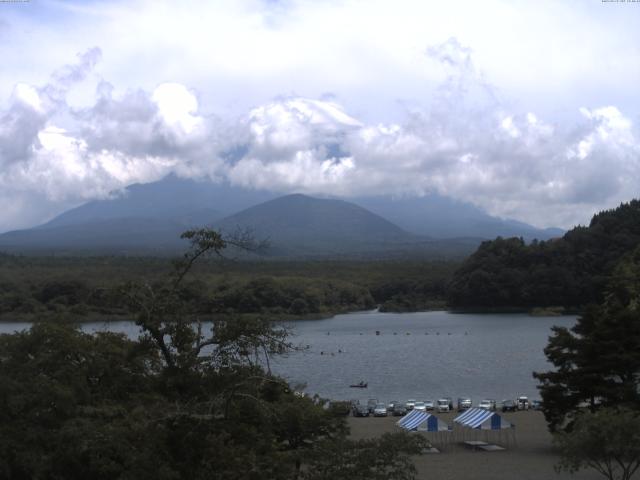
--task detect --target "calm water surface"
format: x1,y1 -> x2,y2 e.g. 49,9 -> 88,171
272,310 -> 575,404
0,311 -> 574,404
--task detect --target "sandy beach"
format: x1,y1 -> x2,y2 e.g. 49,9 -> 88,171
348,411 -> 602,480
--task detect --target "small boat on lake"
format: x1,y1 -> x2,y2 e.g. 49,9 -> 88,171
349,381 -> 368,388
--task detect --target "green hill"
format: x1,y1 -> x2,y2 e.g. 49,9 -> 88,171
214,194 -> 421,257
447,200 -> 640,310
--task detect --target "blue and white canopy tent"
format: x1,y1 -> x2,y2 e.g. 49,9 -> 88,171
396,410 -> 452,447
453,408 -> 516,447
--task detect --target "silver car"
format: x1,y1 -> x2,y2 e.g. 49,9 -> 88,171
424,400 -> 435,411
405,399 -> 417,410
373,403 -> 388,417
457,397 -> 472,411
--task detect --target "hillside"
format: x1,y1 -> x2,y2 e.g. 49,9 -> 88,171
0,175 -> 563,257
353,195 -> 563,241
447,200 -> 640,309
40,175 -> 274,229
215,194 -> 421,256
0,218 -> 189,254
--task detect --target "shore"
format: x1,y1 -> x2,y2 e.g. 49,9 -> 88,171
348,410 -> 601,480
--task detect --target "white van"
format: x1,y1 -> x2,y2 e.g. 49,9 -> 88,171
437,398 -> 451,412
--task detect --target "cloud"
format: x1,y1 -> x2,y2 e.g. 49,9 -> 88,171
0,31 -> 639,233
0,50 -> 219,230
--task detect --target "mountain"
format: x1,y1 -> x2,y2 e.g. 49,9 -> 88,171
352,195 -> 563,241
0,218 -> 187,254
0,175 -> 563,257
214,194 -> 420,256
40,174 -> 275,229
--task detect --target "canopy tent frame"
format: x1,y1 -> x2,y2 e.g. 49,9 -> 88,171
396,410 -> 453,448
453,408 -> 517,448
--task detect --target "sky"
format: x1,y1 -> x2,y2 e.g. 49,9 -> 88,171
0,0 -> 639,232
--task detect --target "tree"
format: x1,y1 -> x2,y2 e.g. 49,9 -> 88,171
533,246 -> 640,432
555,408 -> 640,480
0,323 -> 169,480
0,228 -> 426,479
448,200 -> 640,310
302,433 -> 428,480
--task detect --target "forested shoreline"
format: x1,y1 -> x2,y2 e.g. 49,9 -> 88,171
0,254 -> 456,322
448,200 -> 640,312
2,201 -> 640,324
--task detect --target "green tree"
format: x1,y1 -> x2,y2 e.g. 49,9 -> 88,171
0,228 -> 426,479
534,246 -> 640,432
303,432 -> 427,480
555,408 -> 640,480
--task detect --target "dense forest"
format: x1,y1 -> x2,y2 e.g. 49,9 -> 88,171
0,230 -> 426,479
3,200 -> 640,321
448,200 -> 640,310
0,254 -> 456,321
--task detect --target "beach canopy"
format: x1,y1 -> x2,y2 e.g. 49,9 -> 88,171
396,409 -> 450,432
454,408 -> 513,430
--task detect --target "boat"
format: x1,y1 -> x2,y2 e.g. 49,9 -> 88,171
349,382 -> 368,388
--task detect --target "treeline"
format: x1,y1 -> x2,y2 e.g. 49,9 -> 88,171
448,200 -> 640,310
0,256 -> 458,320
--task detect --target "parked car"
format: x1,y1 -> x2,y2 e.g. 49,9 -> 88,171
393,404 -> 408,416
478,399 -> 496,411
531,399 -> 543,410
352,403 -> 370,417
502,399 -> 517,412
413,401 -> 427,412
367,398 -> 378,414
424,400 -> 434,411
437,398 -> 453,413
405,399 -> 417,410
387,400 -> 399,412
457,397 -> 472,411
327,401 -> 351,416
373,403 -> 388,417
517,396 -> 530,410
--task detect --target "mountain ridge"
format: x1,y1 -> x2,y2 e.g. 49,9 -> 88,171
0,176 -> 564,257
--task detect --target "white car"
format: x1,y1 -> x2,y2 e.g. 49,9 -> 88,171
405,399 -> 417,410
413,401 -> 427,412
424,400 -> 434,411
517,396 -> 530,410
437,398 -> 451,412
478,399 -> 496,411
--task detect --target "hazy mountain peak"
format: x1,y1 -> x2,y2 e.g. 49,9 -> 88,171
0,175 -> 563,256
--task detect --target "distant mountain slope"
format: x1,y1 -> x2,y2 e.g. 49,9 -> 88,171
0,192 -> 478,258
214,194 -> 420,256
29,176 -> 561,241
353,195 -> 563,241
41,175 -> 276,229
0,175 -> 564,257
448,200 -> 640,309
0,218 -> 188,254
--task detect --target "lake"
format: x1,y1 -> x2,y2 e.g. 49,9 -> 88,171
0,310 -> 574,405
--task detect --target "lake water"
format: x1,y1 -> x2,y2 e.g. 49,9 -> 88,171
0,310 -> 574,405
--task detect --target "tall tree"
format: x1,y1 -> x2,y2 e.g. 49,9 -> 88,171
534,246 -> 640,432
